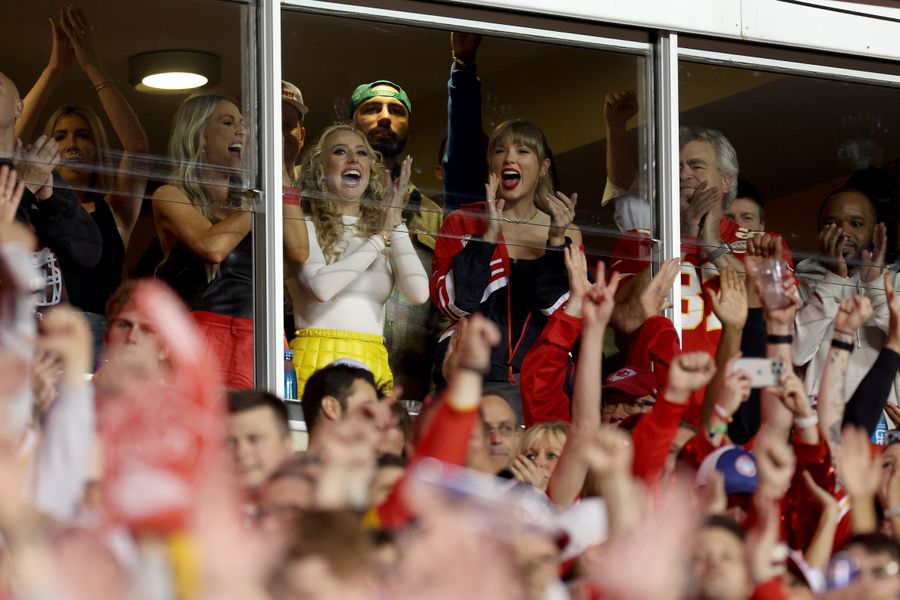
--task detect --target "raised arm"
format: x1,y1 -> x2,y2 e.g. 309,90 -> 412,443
545,256 -> 618,506
604,90 -> 638,192
443,32 -> 486,214
60,6 -> 149,242
843,273 -> 900,434
152,184 -> 251,265
818,295 -> 872,457
702,266 -> 748,425
16,16 -> 73,143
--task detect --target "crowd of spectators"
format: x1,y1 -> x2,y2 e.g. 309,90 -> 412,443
3,9 -> 900,599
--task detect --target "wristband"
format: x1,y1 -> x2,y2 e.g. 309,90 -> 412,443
283,188 -> 301,207
766,334 -> 793,345
793,413 -> 819,430
706,241 -> 734,263
94,79 -> 114,92
713,404 -> 733,423
707,422 -> 728,437
451,52 -> 474,68
831,338 -> 854,352
885,505 -> 900,519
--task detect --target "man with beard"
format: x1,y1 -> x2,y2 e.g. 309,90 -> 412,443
350,81 -> 444,402
793,187 -> 900,408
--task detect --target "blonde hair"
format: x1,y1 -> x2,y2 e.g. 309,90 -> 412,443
164,94 -> 248,280
489,119 -> 554,204
300,124 -> 386,262
44,104 -> 114,193
166,94 -> 248,221
520,421 -> 568,454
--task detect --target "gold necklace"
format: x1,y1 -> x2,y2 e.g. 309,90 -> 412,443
500,207 -> 539,225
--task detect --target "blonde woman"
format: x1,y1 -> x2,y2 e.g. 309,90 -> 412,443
152,94 -> 254,388
512,421 -> 568,493
287,124 -> 429,395
18,7 -> 148,360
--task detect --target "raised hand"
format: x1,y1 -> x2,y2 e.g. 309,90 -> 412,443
859,222 -> 887,283
665,352 -> 716,403
381,155 -> 411,234
450,31 -> 482,64
581,260 -> 621,331
58,6 -> 101,73
563,245 -> 590,317
716,355 -> 752,417
757,262 -> 799,332
47,15 -> 75,73
709,266 -> 748,330
803,470 -> 837,512
483,172 -> 504,244
604,90 -> 638,126
580,426 -> 634,479
838,426 -> 881,500
609,258 -> 679,335
754,429 -> 797,500
16,135 -> 60,200
454,312 -> 501,376
833,295 -> 872,335
818,223 -> 849,278
542,190 -> 577,246
0,166 -> 25,224
776,370 -> 813,418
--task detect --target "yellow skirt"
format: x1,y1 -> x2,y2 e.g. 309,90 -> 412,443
290,328 -> 393,398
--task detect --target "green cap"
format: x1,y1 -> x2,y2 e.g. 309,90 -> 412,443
350,80 -> 412,115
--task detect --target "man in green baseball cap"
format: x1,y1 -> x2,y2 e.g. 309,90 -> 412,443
349,79 -> 444,404
350,80 -> 412,160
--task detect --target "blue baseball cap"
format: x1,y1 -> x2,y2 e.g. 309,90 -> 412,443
696,445 -> 759,495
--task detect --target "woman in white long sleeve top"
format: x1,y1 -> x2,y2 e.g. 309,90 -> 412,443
287,124 -> 429,395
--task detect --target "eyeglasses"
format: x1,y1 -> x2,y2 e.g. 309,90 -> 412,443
602,399 -> 655,416
484,422 -> 521,437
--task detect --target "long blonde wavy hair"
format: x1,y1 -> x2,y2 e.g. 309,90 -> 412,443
44,104 -> 114,193
300,124 -> 386,262
166,93 -> 248,221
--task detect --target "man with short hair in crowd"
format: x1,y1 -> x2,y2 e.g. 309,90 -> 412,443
228,389 -> 295,492
300,362 -> 379,448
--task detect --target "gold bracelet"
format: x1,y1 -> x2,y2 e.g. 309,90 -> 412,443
94,79 -> 114,92
378,232 -> 391,248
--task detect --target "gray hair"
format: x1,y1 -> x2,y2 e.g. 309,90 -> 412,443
680,126 -> 739,206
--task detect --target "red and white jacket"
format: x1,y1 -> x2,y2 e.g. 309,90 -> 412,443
431,202 -> 571,383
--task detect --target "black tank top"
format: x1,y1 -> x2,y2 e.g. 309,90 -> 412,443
65,198 -> 124,315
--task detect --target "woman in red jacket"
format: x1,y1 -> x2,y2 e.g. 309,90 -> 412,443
431,119 -> 581,420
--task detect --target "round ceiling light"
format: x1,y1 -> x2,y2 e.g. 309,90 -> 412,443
129,50 -> 221,94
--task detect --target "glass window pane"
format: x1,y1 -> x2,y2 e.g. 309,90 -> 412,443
6,0 -> 258,387
281,7 -> 653,417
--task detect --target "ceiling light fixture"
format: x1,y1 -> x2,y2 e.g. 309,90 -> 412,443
129,50 -> 222,93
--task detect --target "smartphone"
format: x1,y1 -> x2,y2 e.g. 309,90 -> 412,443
730,358 -> 784,388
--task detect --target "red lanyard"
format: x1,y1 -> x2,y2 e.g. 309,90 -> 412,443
505,256 -> 532,384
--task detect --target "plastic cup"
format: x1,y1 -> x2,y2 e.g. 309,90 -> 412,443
749,258 -> 790,309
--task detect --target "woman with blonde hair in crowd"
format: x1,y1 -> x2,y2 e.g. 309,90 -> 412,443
287,123 -> 429,396
512,421 -> 568,493
152,93 -> 255,388
18,6 -> 148,360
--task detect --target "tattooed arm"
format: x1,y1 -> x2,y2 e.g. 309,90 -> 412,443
817,295 -> 872,458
